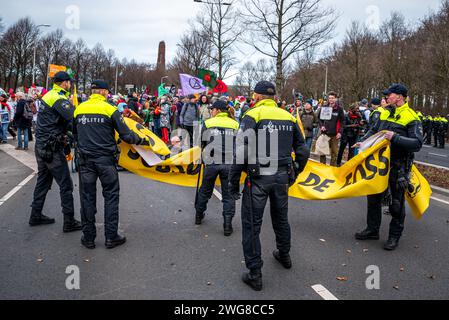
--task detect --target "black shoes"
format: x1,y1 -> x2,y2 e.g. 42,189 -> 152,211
195,212 -> 205,225
81,236 -> 96,249
273,250 -> 292,269
63,217 -> 83,233
224,216 -> 233,237
384,237 -> 400,251
242,270 -> 263,291
105,235 -> 127,249
29,213 -> 55,226
355,229 -> 380,241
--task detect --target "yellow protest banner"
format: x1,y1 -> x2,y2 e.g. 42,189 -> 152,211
120,117 -> 170,156
118,145 -> 203,187
289,139 -> 391,200
406,165 -> 432,220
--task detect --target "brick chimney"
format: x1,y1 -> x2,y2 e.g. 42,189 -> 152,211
157,41 -> 166,72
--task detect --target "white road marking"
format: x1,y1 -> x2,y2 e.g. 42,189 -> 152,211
0,143 -> 37,172
0,143 -> 37,206
311,284 -> 339,300
0,173 -> 36,207
414,160 -> 449,171
431,196 -> 449,206
428,153 -> 448,158
213,189 -> 223,201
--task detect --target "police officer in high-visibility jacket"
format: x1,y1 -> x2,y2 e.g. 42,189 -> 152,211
74,80 -> 150,249
355,83 -> 423,251
195,100 -> 239,236
30,71 -> 82,233
229,81 -> 310,291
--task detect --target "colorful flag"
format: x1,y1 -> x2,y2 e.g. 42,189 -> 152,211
198,68 -> 217,88
213,79 -> 228,93
158,83 -> 169,97
48,64 -> 67,78
179,74 -> 207,96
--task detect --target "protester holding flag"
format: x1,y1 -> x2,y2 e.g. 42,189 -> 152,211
195,100 -> 239,236
355,83 -> 423,251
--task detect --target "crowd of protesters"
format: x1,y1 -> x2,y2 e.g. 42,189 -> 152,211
1,86 -> 448,159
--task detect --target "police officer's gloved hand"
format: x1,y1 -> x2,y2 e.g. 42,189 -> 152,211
397,175 -> 409,191
139,137 -> 151,146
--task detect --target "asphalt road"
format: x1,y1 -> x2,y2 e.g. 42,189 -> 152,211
0,145 -> 448,300
415,145 -> 449,168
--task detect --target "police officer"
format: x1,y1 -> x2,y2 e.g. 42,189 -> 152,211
29,71 -> 82,233
74,80 -> 150,249
367,98 -> 385,131
355,84 -> 423,251
229,81 -> 310,291
195,100 -> 239,236
433,115 -> 441,148
437,116 -> 448,148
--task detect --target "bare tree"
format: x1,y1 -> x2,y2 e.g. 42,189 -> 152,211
200,0 -> 241,79
171,22 -> 210,75
242,0 -> 336,92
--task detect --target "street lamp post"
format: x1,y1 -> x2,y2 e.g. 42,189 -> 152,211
193,0 -> 232,70
32,24 -> 51,85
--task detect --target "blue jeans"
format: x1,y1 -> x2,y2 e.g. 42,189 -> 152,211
17,127 -> 29,149
1,123 -> 9,141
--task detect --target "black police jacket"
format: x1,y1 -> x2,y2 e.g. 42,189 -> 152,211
35,84 -> 74,148
230,99 -> 310,182
201,112 -> 239,165
74,94 -> 142,159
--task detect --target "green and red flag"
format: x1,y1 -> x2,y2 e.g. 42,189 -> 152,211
213,79 -> 228,93
198,68 -> 217,88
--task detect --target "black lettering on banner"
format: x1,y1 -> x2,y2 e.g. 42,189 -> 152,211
298,173 -> 335,193
341,173 -> 353,190
135,123 -> 156,147
378,147 -> 390,176
127,149 -> 140,160
156,166 -> 171,173
353,164 -> 367,184
365,154 -> 377,180
187,164 -> 202,175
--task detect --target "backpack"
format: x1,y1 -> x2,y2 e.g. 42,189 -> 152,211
23,100 -> 34,120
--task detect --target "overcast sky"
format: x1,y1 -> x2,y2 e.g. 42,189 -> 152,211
1,0 -> 443,79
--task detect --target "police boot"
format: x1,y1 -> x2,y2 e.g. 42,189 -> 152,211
355,229 -> 380,240
195,211 -> 205,225
242,269 -> 263,291
384,237 -> 400,251
105,234 -> 127,249
273,250 -> 292,269
81,235 -> 96,250
63,215 -> 83,233
29,209 -> 55,226
223,216 -> 233,237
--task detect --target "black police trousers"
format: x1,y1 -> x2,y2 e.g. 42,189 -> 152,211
31,149 -> 74,217
438,130 -> 446,148
242,169 -> 291,271
79,158 -> 120,241
196,164 -> 235,218
366,168 -> 406,239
